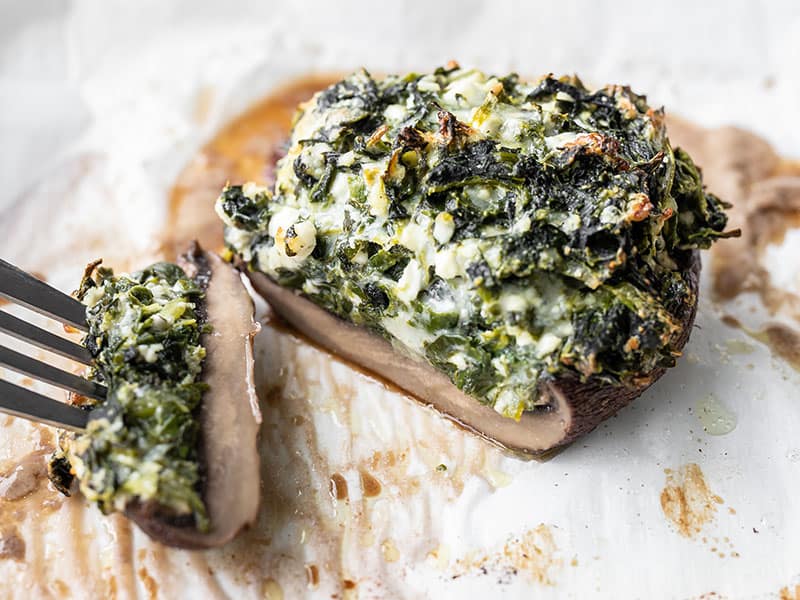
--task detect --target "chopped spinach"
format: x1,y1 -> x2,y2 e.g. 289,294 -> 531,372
49,261 -> 210,530
217,66 -> 736,420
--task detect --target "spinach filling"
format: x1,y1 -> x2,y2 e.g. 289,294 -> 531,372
50,261 -> 210,530
217,66 -> 735,420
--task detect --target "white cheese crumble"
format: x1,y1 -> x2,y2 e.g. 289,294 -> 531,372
382,312 -> 435,356
364,165 -> 389,218
242,181 -> 269,199
396,259 -> 424,302
434,247 -> 459,280
137,343 -> 163,363
535,332 -> 562,357
600,205 -> 622,225
261,207 -> 317,271
448,352 -> 469,371
433,212 -> 455,245
399,223 -> 429,254
83,286 -> 106,307
545,131 -> 582,149
493,389 -> 522,419
512,215 -> 532,234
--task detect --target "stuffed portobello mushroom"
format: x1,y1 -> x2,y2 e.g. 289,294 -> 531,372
216,65 -> 736,454
49,244 -> 261,548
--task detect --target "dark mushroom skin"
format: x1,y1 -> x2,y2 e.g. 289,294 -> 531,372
217,66 -> 735,454
50,244 -> 261,548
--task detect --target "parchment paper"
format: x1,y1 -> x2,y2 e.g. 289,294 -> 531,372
0,2 -> 798,598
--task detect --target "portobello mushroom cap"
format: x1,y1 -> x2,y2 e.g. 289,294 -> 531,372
245,250 -> 699,455
126,245 -> 262,548
218,68 -> 731,456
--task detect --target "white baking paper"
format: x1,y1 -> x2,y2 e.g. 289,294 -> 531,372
0,2 -> 799,598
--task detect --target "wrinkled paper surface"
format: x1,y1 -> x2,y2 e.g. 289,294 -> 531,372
0,2 -> 799,598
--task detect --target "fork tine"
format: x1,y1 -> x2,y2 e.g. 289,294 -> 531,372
0,259 -> 88,331
0,311 -> 93,365
0,345 -> 106,401
0,379 -> 89,432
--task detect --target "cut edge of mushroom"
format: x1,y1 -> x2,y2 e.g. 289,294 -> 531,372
244,250 -> 700,456
127,244 -> 262,549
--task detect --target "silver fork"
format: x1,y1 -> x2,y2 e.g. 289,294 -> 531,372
0,259 -> 101,432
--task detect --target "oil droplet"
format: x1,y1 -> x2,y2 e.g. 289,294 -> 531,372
381,539 -> 400,562
262,578 -> 283,600
482,466 -> 512,489
329,473 -> 349,501
305,564 -> 319,588
426,544 -> 450,570
695,394 -> 737,435
360,470 -> 382,497
724,339 -> 755,355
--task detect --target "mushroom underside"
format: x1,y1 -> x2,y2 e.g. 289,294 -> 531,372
246,251 -> 700,455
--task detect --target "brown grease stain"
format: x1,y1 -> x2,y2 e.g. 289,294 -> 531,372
452,524 -> 561,585
359,470 -> 382,498
757,324 -> 800,371
0,527 -> 25,561
329,473 -> 349,501
380,538 -> 400,562
305,563 -> 319,587
262,577 -> 284,600
660,463 -> 722,538
215,338 -> 354,596
0,443 -> 61,572
164,74 -> 339,258
106,574 -> 118,600
668,117 -> 800,367
137,566 -> 158,600
52,579 -> 70,596
775,159 -> 800,177
780,584 -> 800,600
721,314 -> 800,373
0,449 -> 51,502
363,448 -> 423,496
